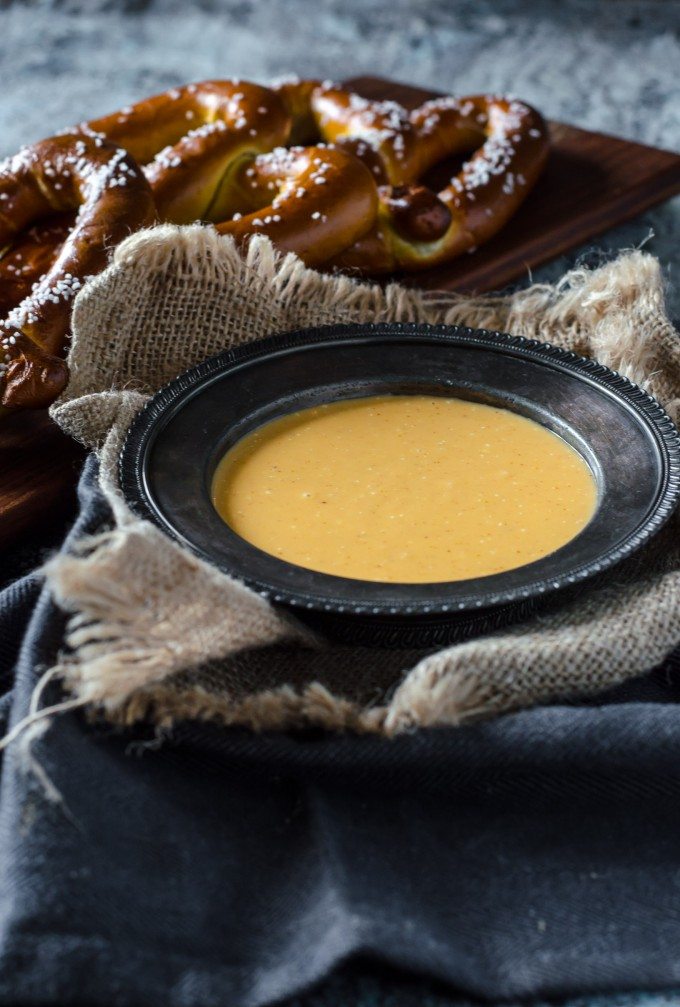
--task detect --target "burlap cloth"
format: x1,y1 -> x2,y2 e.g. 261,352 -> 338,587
45,225 -> 680,735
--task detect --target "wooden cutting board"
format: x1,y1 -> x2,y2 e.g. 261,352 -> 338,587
3,75 -> 680,554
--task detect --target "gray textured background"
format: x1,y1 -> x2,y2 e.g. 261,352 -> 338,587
1,0 -> 679,311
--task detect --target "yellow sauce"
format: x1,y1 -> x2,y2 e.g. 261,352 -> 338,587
212,395 -> 597,583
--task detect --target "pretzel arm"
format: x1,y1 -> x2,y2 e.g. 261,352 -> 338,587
83,82 -> 282,163
0,136 -> 155,408
79,82 -> 292,224
0,217 -> 72,320
436,96 -> 548,241
216,146 -> 379,267
310,87 -> 477,185
328,95 -> 549,273
144,125 -> 285,224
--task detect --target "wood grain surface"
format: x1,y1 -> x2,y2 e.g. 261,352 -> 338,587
0,410 -> 84,554
2,75 -> 680,555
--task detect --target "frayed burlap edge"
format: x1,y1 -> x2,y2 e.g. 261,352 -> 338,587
37,226 -> 680,735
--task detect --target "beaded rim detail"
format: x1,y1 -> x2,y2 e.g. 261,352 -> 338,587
120,322 -> 680,617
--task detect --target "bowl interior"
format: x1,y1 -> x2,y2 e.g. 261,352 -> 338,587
122,324 -> 680,616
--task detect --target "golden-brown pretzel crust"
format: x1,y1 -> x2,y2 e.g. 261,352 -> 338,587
306,87 -> 550,272
77,78 -> 548,274
216,145 -> 379,266
0,135 -> 155,409
75,80 -> 378,265
79,81 -> 292,224
0,78 -> 550,409
0,215 -> 71,319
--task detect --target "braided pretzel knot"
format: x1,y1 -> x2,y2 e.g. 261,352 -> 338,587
0,136 -> 155,409
79,80 -> 379,266
0,79 -> 548,408
79,81 -> 292,224
274,83 -> 550,272
94,78 -> 543,272
0,81 -> 293,410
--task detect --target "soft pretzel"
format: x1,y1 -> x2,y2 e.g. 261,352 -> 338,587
0,216 -> 71,320
74,78 -> 546,272
75,81 -> 292,224
0,78 -> 549,408
274,82 -> 550,272
0,136 -> 155,409
72,81 -> 378,265
215,145 -> 378,266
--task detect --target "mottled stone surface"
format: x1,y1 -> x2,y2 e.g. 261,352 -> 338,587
1,0 -> 679,311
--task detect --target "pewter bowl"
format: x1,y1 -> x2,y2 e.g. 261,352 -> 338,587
119,323 -> 680,647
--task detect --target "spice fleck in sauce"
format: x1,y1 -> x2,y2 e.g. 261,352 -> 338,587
212,395 -> 597,583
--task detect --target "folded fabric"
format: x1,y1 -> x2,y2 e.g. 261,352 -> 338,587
2,458 -> 680,1005
38,228 -> 680,733
2,232 -> 680,1004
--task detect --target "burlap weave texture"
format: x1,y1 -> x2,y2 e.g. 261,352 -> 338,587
46,225 -> 680,734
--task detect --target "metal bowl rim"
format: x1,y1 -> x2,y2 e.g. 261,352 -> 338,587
119,321 -> 680,616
